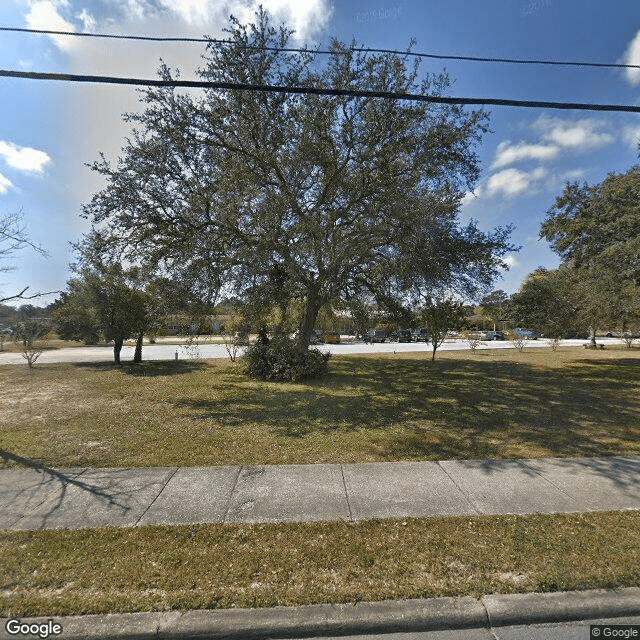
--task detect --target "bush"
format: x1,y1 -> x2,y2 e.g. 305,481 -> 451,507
243,335 -> 330,382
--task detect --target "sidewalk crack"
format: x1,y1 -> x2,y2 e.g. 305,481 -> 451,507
437,462 -> 481,515
134,467 -> 179,526
340,465 -> 353,522
480,596 -> 499,638
520,460 -> 582,508
222,466 -> 243,523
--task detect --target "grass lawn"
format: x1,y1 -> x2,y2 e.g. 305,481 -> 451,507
0,338 -> 86,354
1,347 -> 640,468
2,347 -> 639,617
2,511 -> 639,617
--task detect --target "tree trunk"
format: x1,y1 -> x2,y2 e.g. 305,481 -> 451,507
589,327 -> 597,347
297,291 -> 321,353
133,331 -> 144,363
113,338 -> 123,365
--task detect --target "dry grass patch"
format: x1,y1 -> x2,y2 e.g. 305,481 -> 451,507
1,348 -> 639,468
1,511 -> 639,616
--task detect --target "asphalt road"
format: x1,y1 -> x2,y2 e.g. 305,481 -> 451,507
0,337 -> 604,365
296,616 -> 640,639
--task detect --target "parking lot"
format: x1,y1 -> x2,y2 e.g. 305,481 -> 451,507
0,336 -> 606,365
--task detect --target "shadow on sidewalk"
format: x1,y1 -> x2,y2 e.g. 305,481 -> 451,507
0,450 -> 164,530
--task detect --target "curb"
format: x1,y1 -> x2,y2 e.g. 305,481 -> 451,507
2,588 -> 639,639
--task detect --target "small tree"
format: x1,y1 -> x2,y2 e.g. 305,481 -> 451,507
467,336 -> 485,352
547,337 -> 562,351
53,263 -> 152,365
420,298 -> 465,361
13,320 -> 48,368
221,312 -> 250,363
478,289 -> 508,331
51,278 -> 102,344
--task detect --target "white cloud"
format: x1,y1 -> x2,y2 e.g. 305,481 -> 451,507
0,174 -> 13,195
622,124 -> 640,149
533,115 -> 614,150
25,0 -> 76,51
150,0 -> 331,41
502,254 -> 519,269
491,115 -> 615,172
461,190 -> 480,207
491,140 -> 559,169
0,141 -> 52,173
76,8 -> 96,31
558,169 -> 586,182
486,167 -> 545,198
261,0 -> 331,41
621,30 -> 640,86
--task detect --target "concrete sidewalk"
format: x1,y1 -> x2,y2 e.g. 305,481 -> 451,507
2,455 -> 640,531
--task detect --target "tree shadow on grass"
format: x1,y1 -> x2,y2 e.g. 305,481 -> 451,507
73,360 -> 208,377
173,355 -> 640,460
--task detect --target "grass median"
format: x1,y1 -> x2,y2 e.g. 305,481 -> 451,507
2,347 -> 639,468
1,511 -> 639,616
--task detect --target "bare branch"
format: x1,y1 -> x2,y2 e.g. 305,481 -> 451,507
0,210 -> 52,302
0,209 -> 48,264
0,288 -> 61,303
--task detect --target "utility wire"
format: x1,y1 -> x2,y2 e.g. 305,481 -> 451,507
1,25 -> 639,70
2,68 -> 640,113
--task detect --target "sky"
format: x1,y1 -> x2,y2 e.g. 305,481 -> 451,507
1,0 -> 640,306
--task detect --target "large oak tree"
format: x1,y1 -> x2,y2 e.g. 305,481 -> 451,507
82,10 -> 514,352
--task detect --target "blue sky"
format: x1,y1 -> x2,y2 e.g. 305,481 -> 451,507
1,0 -> 640,305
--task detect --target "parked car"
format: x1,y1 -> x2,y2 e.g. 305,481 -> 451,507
391,329 -> 413,343
363,329 -> 387,343
513,328 -> 538,339
411,328 -> 430,342
467,331 -> 486,341
319,331 -> 341,344
484,330 -> 505,340
604,330 -> 640,338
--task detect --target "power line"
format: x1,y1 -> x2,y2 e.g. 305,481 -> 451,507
2,68 -> 640,113
1,25 -> 639,70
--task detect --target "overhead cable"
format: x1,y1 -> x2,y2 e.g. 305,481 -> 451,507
1,26 -> 639,70
2,68 -> 640,113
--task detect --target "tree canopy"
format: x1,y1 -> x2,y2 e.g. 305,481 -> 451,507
81,9 -> 515,351
540,164 -> 640,343
541,166 -> 640,283
53,263 -> 152,364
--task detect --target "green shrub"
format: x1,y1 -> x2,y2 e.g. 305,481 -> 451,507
243,335 -> 330,382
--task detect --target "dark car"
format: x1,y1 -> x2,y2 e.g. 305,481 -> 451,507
363,329 -> 387,343
484,330 -> 505,340
411,328 -> 430,342
391,329 -> 413,343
